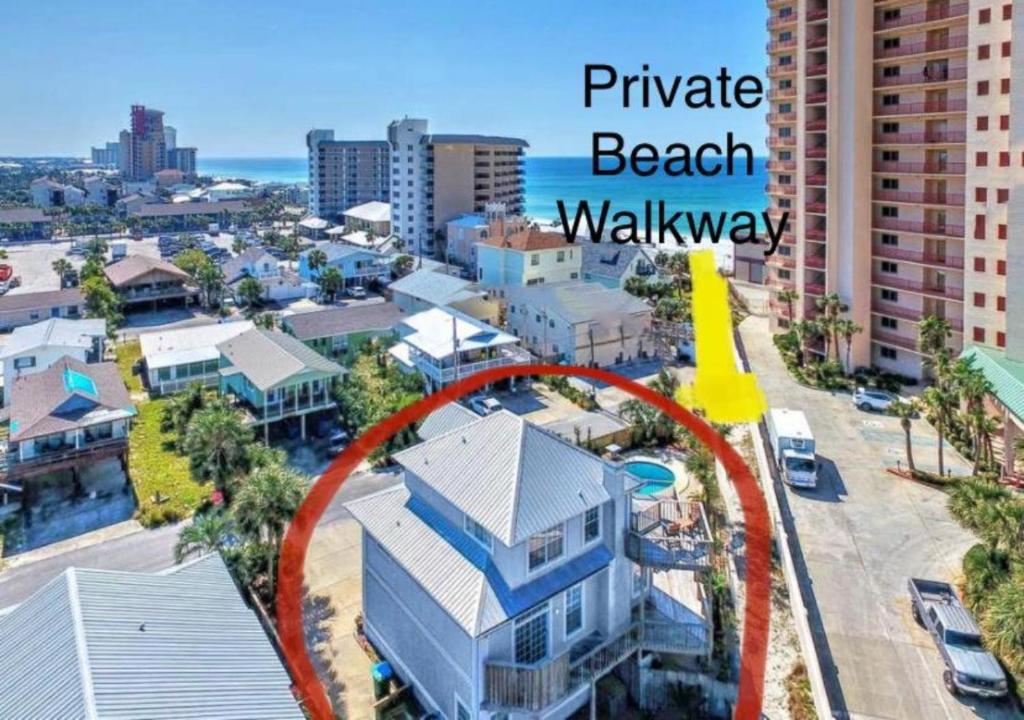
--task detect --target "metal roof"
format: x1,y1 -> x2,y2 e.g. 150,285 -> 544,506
0,554 -> 303,719
422,134 -> 529,148
216,328 -> 345,391
342,201 -> 391,224
397,307 -> 519,360
417,402 -> 479,440
960,345 -> 1024,423
283,302 -> 403,341
103,255 -> 190,287
140,320 -> 254,371
505,281 -> 651,326
0,288 -> 84,314
387,269 -> 484,307
0,318 -> 106,360
392,411 -> 610,545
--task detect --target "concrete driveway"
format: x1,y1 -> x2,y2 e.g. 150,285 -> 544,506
739,315 -> 1016,720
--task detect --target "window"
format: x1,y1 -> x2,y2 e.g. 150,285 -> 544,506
997,260 -> 1007,275
1000,152 -> 1011,167
527,525 -> 564,571
881,233 -> 898,246
974,327 -> 986,342
881,289 -> 899,302
584,507 -> 600,543
158,367 -> 171,381
976,152 -> 988,167
997,296 -> 1006,312
514,604 -> 548,664
999,224 -> 1008,240
974,257 -> 986,272
1000,115 -> 1010,131
1002,41 -> 1012,57
455,697 -> 470,720
880,346 -> 898,360
881,206 -> 898,218
1004,4 -> 1013,20
881,316 -> 898,330
977,116 -> 989,131
565,584 -> 584,637
464,515 -> 493,551
1001,78 -> 1010,94
980,7 -> 991,22
975,215 -> 986,240
13,356 -> 36,370
974,292 -> 986,308
531,253 -> 540,266
998,332 -> 1006,348
976,187 -> 988,202
978,80 -> 990,95
556,250 -> 565,262
881,261 -> 898,274
978,44 -> 991,60
997,189 -> 1009,204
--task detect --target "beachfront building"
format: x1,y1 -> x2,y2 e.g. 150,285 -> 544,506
103,254 -> 197,311
0,289 -> 85,333
139,320 -> 254,396
388,268 -> 500,325
216,327 -> 346,441
764,0 -> 1022,380
389,307 -> 530,391
222,247 -> 317,304
342,200 -> 391,237
386,118 -> 528,258
306,129 -> 390,220
297,244 -> 392,290
346,408 -> 713,719
0,318 -> 106,404
0,553 -> 303,719
475,217 -> 581,288
282,302 -> 403,360
504,282 -> 654,367
580,244 -> 661,290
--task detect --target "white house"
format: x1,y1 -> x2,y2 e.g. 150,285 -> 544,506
139,319 -> 254,395
388,269 -> 500,325
205,181 -> 254,202
0,318 -> 107,404
580,244 -> 662,290
222,248 -> 318,303
346,409 -> 713,719
30,178 -> 85,208
388,307 -> 530,391
476,222 -> 581,288
504,282 -> 655,367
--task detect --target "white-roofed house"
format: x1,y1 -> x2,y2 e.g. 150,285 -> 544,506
346,410 -> 713,719
0,317 -> 107,404
342,200 -> 391,237
387,268 -> 500,325
389,307 -> 531,392
139,319 -> 254,396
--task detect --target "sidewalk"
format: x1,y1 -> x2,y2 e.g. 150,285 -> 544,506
3,516 -> 145,570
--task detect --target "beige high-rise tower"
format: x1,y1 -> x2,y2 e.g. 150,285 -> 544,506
766,0 -> 1020,381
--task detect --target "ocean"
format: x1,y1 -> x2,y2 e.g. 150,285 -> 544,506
197,156 -> 768,264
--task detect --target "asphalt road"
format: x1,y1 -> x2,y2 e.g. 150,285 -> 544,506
739,316 -> 1017,720
0,468 -> 400,609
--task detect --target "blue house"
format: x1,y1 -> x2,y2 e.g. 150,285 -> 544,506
297,244 -> 392,289
346,409 -> 714,719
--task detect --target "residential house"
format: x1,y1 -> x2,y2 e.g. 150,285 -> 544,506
30,178 -> 85,208
297,216 -> 330,240
82,176 -> 118,208
0,289 -> 85,332
0,553 -> 303,719
103,254 -> 197,311
297,244 -> 392,289
206,181 -> 255,202
124,200 -> 251,232
282,302 -> 403,360
222,247 -> 317,304
0,208 -> 53,240
505,282 -> 654,367
4,358 -> 135,494
389,307 -> 530,392
0,318 -> 107,404
346,409 -> 712,719
217,328 -> 346,441
445,213 -> 489,268
476,222 -> 581,289
388,269 -> 499,325
139,320 -> 254,396
115,192 -> 159,216
343,200 -> 391,237
580,244 -> 661,290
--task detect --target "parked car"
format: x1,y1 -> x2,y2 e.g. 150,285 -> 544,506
328,429 -> 349,454
345,285 -> 367,299
852,387 -> 900,412
908,578 -> 1008,698
469,396 -> 503,416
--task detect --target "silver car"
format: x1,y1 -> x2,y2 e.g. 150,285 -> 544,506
852,387 -> 899,412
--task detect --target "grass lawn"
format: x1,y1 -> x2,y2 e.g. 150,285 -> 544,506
130,397 -> 206,527
114,340 -> 144,394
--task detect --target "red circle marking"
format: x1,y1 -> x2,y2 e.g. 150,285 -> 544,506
277,364 -> 769,720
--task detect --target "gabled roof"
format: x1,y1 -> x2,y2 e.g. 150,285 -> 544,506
0,318 -> 105,360
478,225 -> 568,252
221,247 -> 279,283
387,269 -> 485,307
960,345 -> 1024,422
283,302 -> 403,341
140,320 -> 254,371
342,201 -> 391,224
0,554 -> 303,720
581,243 -> 658,281
103,254 -> 190,287
396,307 -> 519,360
0,288 -> 82,315
393,411 -> 610,545
0,208 -> 49,224
217,328 -> 345,391
417,402 -> 479,440
9,357 -> 134,441
505,281 -> 651,325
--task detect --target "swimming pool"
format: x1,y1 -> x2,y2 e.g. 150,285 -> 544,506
624,460 -> 676,496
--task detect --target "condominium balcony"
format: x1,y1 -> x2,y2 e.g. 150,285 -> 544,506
873,130 -> 966,145
767,111 -> 797,123
870,300 -> 964,331
768,63 -> 797,77
872,190 -> 964,206
874,66 -> 967,88
767,38 -> 797,53
806,118 -> 827,131
624,498 -> 712,572
873,243 -> 965,269
805,201 -> 827,214
768,87 -> 797,100
807,35 -> 828,49
805,146 -> 827,159
805,228 -> 826,240
806,62 -> 828,77
872,160 -> 966,175
766,184 -> 797,196
806,7 -> 829,22
873,34 -> 968,59
767,12 -> 798,28
872,273 -> 964,300
5,434 -> 128,481
874,99 -> 967,116
805,254 -> 826,269
767,254 -> 796,269
806,174 -> 827,186
767,136 -> 797,148
805,282 -> 826,296
766,160 -> 797,171
806,91 -> 828,104
871,217 -> 965,238
873,330 -> 920,353
874,2 -> 968,31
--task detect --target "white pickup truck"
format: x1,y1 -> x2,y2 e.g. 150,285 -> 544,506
766,408 -> 818,488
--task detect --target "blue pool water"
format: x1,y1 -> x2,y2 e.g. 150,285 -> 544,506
624,461 -> 676,496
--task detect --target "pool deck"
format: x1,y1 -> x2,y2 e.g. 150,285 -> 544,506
622,449 -> 698,500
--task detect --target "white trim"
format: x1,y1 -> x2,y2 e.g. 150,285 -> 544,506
454,692 -> 470,720
66,570 -> 99,719
525,522 -> 565,575
564,581 -> 585,640
581,505 -> 602,547
513,602 -> 550,666
463,513 -> 494,553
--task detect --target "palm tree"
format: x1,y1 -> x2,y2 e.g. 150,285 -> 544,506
791,319 -> 820,366
305,248 -> 328,279
318,266 -> 344,302
392,254 -> 414,278
836,318 -> 863,374
961,544 -> 1010,613
948,478 -> 1010,532
174,511 -> 236,563
981,576 -> 1024,670
815,292 -> 846,361
923,383 -> 958,476
918,315 -> 953,374
776,288 -> 799,323
233,463 -> 307,603
889,398 -> 921,472
195,262 -> 225,309
52,258 -> 73,286
160,382 -> 207,445
183,405 -> 254,495
236,276 -> 264,312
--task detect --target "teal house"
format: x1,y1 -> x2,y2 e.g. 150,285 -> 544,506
282,302 -> 404,361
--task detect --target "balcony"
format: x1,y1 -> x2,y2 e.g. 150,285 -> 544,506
875,2 -> 968,31
767,38 -> 797,53
413,345 -> 534,386
768,13 -> 798,28
806,118 -> 827,131
806,91 -> 828,104
768,87 -> 797,100
806,7 -> 828,21
766,160 -> 797,171
767,254 -> 796,269
871,217 -> 964,238
767,111 -> 797,123
872,160 -> 966,175
872,244 -> 965,268
874,66 -> 967,88
805,146 -> 827,159
805,201 -> 827,214
118,283 -> 195,302
766,184 -> 797,196
872,301 -> 965,330
874,99 -> 967,116
874,34 -> 968,59
872,273 -> 964,300
768,63 -> 797,77
807,35 -> 828,49
806,62 -> 828,77
767,136 -> 797,148
806,174 -> 827,186
805,254 -> 826,269
806,228 -> 826,241
805,282 -> 826,296
871,190 -> 964,206
873,130 -> 966,144
873,330 -> 920,352
5,434 -> 128,480
769,300 -> 794,317
625,498 -> 712,572
239,391 -> 334,422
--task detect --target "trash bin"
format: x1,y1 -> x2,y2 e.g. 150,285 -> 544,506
371,661 -> 393,699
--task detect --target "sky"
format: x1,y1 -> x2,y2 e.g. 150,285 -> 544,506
0,0 -> 768,158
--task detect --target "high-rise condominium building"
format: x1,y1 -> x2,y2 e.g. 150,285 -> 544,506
90,141 -> 120,167
306,130 -> 390,220
119,104 -> 167,181
169,147 -> 197,177
387,118 -> 527,257
765,0 -> 1021,384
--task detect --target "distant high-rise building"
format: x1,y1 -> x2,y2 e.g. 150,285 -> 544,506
387,118 -> 527,256
169,147 -> 197,177
90,141 -> 120,167
306,129 -> 390,220
115,105 -> 196,181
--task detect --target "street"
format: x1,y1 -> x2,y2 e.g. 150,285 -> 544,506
739,315 -> 1017,720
